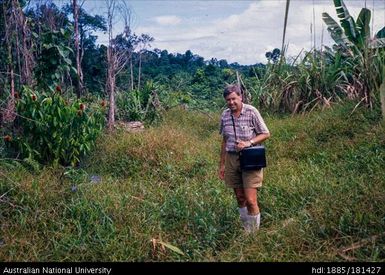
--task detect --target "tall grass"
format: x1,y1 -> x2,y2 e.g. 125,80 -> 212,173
249,46 -> 385,116
1,103 -> 384,261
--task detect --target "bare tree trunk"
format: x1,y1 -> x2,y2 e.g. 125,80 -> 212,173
107,59 -> 115,130
73,0 -> 83,98
15,12 -> 22,87
20,0 -> 34,86
106,0 -> 115,131
22,13 -> 33,85
135,35 -> 153,92
3,65 -> 16,123
80,35 -> 85,73
105,0 -> 132,130
130,57 -> 134,90
3,62 -> 16,123
2,0 -> 16,123
280,0 -> 290,63
137,52 -> 142,91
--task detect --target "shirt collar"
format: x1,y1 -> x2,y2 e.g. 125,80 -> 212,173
229,103 -> 245,117
240,103 -> 245,116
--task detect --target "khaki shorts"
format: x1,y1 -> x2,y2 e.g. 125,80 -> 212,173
224,152 -> 263,189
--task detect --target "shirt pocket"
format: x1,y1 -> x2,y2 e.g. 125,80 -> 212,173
223,123 -> 235,138
239,123 -> 254,137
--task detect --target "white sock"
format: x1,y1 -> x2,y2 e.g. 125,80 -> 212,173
238,207 -> 247,218
246,213 -> 261,232
239,207 -> 248,229
255,212 -> 261,229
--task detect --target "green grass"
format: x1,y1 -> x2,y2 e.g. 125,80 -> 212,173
1,102 -> 384,261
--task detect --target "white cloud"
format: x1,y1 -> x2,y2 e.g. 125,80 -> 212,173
132,1 -> 385,64
153,15 -> 182,26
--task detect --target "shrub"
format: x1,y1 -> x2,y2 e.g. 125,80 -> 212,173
13,86 -> 106,166
116,81 -> 161,123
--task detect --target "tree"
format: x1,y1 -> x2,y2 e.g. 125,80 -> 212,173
26,2 -> 74,91
136,33 -> 154,91
106,0 -> 132,130
72,0 -> 83,98
62,3 -> 107,94
111,28 -> 136,91
1,0 -> 32,123
2,0 -> 16,124
218,59 -> 229,68
265,48 -> 281,63
106,0 -> 116,130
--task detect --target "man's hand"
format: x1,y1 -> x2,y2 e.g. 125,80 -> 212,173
218,165 -> 225,180
235,140 -> 251,152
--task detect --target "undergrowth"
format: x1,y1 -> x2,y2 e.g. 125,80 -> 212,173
1,102 -> 384,261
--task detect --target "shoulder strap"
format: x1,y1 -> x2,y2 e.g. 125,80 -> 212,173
231,114 -> 237,141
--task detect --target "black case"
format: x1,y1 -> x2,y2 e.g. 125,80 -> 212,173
239,145 -> 267,170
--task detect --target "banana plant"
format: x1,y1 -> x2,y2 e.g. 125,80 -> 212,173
322,0 -> 385,50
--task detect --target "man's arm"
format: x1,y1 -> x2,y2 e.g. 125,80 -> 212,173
235,132 -> 270,151
251,132 -> 270,145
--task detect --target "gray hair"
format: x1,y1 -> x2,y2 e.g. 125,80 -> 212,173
223,84 -> 241,98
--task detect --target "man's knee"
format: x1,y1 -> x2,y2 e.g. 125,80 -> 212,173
245,198 -> 257,208
235,194 -> 246,205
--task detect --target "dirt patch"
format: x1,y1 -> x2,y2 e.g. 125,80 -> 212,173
115,121 -> 145,133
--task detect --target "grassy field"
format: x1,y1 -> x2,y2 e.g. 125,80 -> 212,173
1,102 -> 384,261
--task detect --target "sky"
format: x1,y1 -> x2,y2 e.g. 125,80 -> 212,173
62,0 -> 385,65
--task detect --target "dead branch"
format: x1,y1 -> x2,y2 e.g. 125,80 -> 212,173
338,233 -> 385,254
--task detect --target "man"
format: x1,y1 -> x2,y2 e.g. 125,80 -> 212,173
219,84 -> 270,233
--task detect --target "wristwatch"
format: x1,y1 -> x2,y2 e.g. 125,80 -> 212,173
250,140 -> 254,147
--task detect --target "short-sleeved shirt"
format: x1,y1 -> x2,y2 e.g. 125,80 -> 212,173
219,103 -> 269,152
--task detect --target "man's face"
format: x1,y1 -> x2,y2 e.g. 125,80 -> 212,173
225,91 -> 242,112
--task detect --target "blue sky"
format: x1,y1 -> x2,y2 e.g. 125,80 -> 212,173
59,0 -> 385,65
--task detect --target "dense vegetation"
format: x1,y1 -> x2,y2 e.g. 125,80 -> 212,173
0,0 -> 384,262
1,103 -> 384,261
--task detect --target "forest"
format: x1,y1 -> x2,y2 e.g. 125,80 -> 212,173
0,0 -> 385,263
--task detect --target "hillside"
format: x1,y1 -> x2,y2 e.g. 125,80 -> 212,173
1,102 -> 384,261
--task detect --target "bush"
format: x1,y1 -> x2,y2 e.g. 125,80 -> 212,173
116,81 -> 161,123
13,86 -> 106,166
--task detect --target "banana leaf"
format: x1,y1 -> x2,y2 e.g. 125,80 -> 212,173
356,8 -> 371,46
376,27 -> 385,39
322,12 -> 351,47
333,0 -> 358,44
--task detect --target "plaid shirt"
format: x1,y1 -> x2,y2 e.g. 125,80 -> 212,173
220,103 -> 269,152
